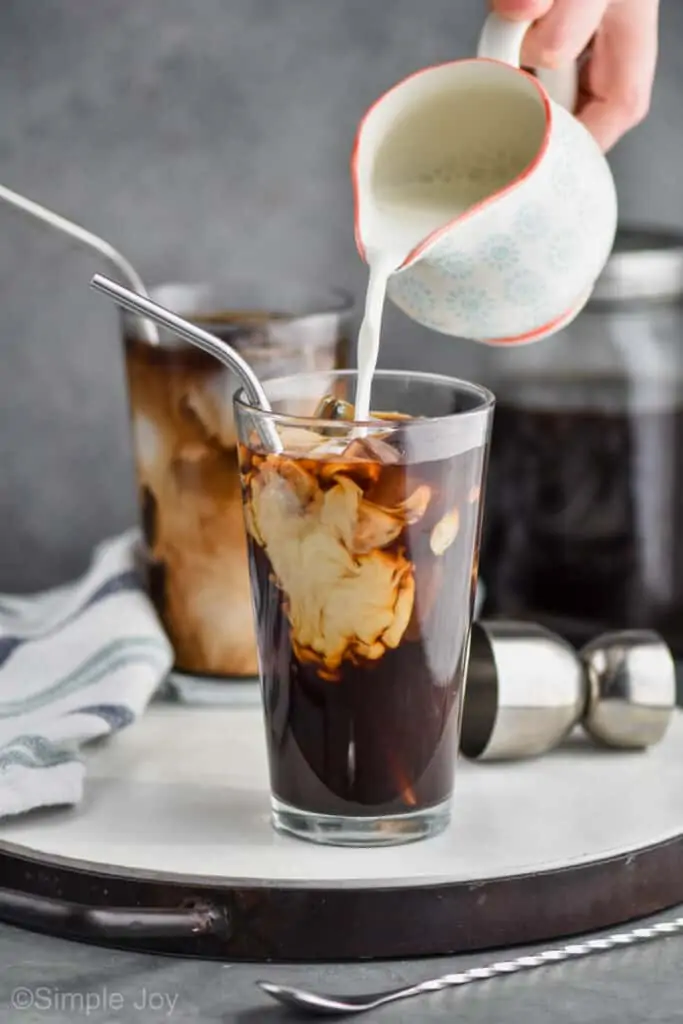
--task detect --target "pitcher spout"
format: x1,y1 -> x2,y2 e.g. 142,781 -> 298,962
351,57 -> 552,270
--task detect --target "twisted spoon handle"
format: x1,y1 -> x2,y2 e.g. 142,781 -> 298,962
259,915 -> 683,1014
414,916 -> 683,993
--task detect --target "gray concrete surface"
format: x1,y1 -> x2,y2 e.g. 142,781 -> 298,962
0,7 -> 682,1018
0,909 -> 682,1022
0,0 -> 682,590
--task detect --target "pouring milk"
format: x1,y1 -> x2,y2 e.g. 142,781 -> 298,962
351,14 -> 617,419
354,180 -> 508,423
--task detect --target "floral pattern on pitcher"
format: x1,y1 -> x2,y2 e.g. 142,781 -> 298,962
435,251 -> 473,280
445,286 -> 496,324
514,203 -> 547,240
479,233 -> 521,270
390,272 -> 435,320
547,231 -> 578,271
551,160 -> 579,197
504,268 -> 545,307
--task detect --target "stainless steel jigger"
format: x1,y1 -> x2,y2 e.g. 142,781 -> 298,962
461,622 -> 676,761
580,630 -> 675,750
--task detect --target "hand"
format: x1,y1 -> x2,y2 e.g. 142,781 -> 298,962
490,0 -> 660,151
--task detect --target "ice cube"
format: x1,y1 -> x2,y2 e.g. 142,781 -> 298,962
430,506 -> 460,555
351,502 -> 404,554
310,431 -> 402,466
133,413 -> 164,473
341,434 -> 401,465
308,436 -> 355,458
313,395 -> 356,421
278,425 -> 329,453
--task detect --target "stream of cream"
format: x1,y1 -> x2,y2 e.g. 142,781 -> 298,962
353,183 -> 472,422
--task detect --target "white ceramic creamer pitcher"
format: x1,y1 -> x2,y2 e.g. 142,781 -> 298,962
351,13 -> 618,345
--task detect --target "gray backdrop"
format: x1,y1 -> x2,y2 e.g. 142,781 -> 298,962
0,0 -> 681,590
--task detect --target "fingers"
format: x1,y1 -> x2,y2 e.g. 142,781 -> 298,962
577,0 -> 659,150
490,0 -> 553,20
490,0 -> 659,150
519,0 -> 609,67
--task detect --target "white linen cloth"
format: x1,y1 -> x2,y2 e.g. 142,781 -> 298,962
0,531 -> 172,819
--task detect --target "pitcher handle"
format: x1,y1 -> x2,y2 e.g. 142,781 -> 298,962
477,12 -> 578,113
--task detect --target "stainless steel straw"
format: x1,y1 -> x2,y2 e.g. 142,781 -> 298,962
0,182 -> 159,345
89,273 -> 283,452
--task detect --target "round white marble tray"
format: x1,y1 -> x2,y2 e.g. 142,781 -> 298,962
0,702 -> 682,960
2,703 -> 683,886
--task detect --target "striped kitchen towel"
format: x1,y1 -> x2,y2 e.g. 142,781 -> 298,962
0,530 -> 173,820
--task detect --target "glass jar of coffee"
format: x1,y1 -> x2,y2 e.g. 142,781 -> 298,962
477,227 -> 683,653
121,281 -> 353,702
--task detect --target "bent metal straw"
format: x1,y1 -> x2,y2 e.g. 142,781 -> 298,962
0,182 -> 159,345
89,273 -> 283,453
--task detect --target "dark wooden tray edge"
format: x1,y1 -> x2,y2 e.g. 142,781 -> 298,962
0,831 -> 682,961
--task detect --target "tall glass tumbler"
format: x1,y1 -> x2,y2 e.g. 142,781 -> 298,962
121,282 -> 352,703
234,369 -> 494,846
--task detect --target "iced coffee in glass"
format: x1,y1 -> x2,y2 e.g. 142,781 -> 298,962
121,283 -> 352,699
234,369 -> 494,845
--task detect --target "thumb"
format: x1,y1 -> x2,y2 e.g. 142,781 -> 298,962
490,0 -> 553,20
